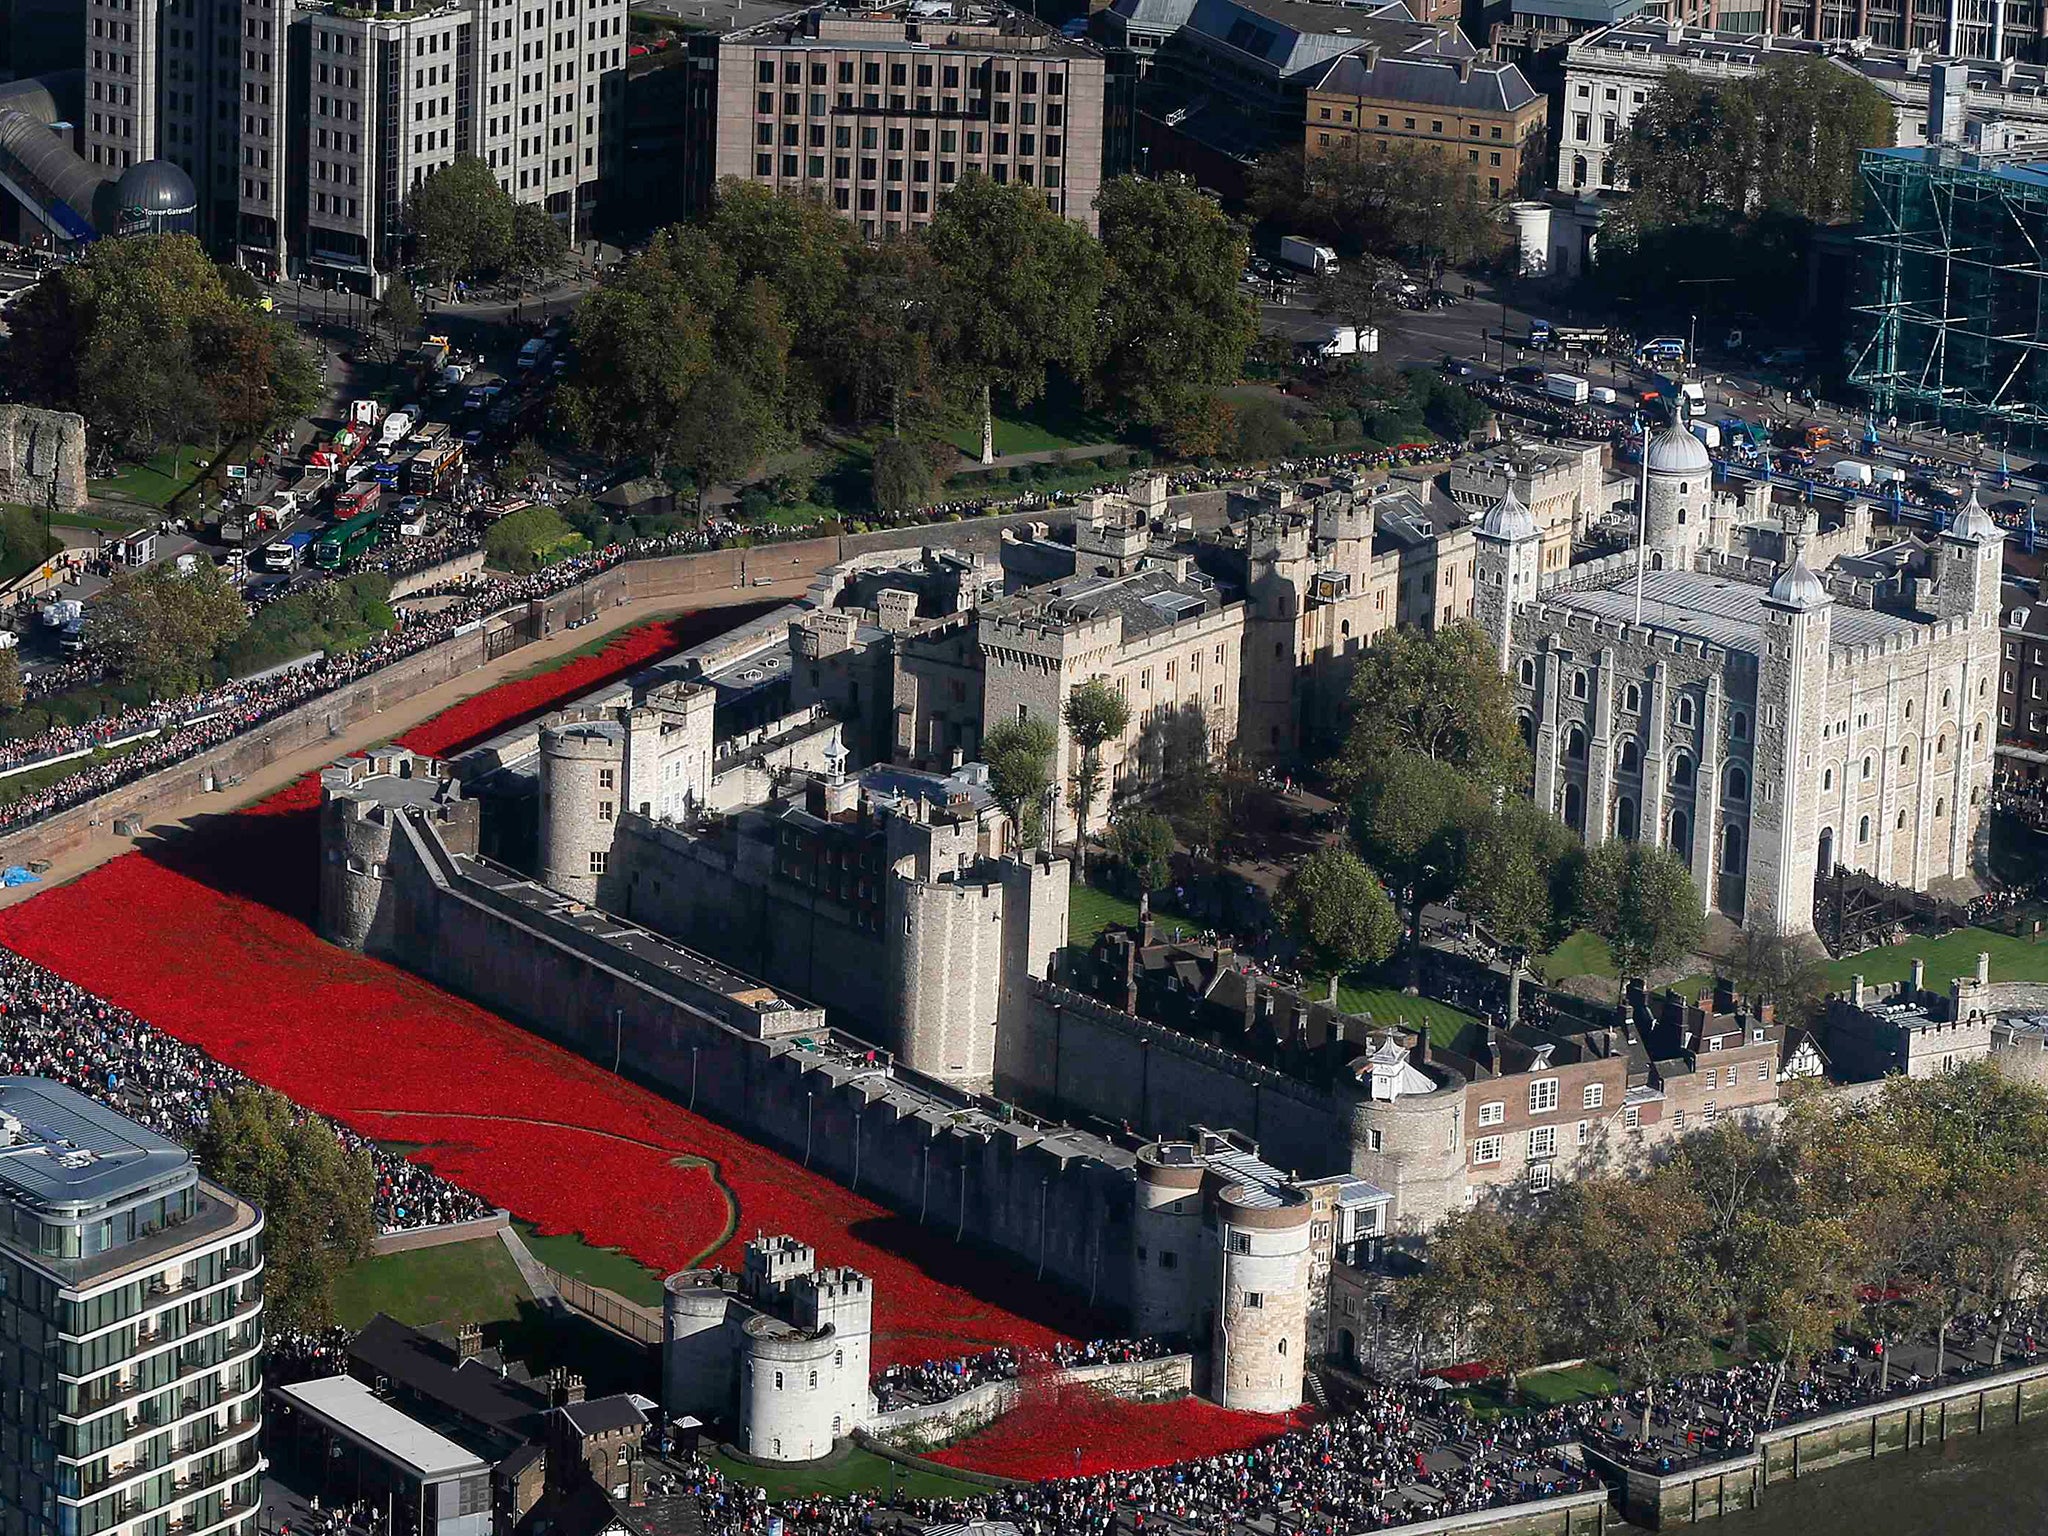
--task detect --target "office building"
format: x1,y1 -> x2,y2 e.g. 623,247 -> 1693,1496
1303,45 -> 1547,200
0,1078 -> 265,1536
680,0 -> 1108,238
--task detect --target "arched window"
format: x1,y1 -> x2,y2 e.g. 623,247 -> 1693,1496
1942,687 -> 1953,710
1721,820 -> 1746,873
1905,699 -> 1914,720
1341,619 -> 1351,636
1900,744 -> 1911,766
1859,814 -> 1872,843
1566,724 -> 1587,761
1725,764 -> 1749,802
1680,482 -> 1690,495
1936,797 -> 1946,818
1563,781 -> 1585,832
1624,682 -> 1641,713
1573,154 -> 1588,187
1572,670 -> 1589,701
1651,553 -> 1665,571
1897,808 -> 1908,831
1974,720 -> 1985,745
1730,709 -> 1748,741
1937,733 -> 1947,755
1818,827 -> 1834,871
1671,754 -> 1694,789
1863,755 -> 1874,780
1677,695 -> 1696,727
1520,712 -> 1536,750
1519,657 -> 1535,687
1619,737 -> 1640,773
1616,795 -> 1638,841
1678,508 -> 1688,526
1670,808 -> 1692,857
1822,766 -> 1834,791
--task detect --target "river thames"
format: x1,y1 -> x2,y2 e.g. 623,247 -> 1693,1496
1619,1414 -> 2048,1535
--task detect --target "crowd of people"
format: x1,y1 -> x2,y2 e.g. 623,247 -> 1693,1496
872,1338 -> 1171,1412
0,947 -> 491,1234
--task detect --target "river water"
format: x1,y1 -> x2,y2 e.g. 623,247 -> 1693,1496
1619,1415 -> 2048,1536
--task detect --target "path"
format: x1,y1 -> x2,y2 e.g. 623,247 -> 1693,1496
0,574 -> 813,912
497,1224 -> 566,1314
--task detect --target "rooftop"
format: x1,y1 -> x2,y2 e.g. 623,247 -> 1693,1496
278,1376 -> 492,1482
982,564 -> 1231,639
0,1077 -> 192,1212
1546,568 -> 1921,655
1305,49 -> 1540,112
727,0 -> 1101,55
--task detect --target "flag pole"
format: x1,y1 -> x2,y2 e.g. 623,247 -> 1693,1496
1634,421 -> 1650,626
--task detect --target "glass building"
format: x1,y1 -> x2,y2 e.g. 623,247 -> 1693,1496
0,1079 -> 264,1536
1851,139 -> 2048,446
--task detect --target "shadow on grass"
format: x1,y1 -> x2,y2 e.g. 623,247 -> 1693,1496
489,1299 -> 658,1399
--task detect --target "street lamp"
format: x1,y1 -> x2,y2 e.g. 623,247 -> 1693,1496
1688,313 -> 1697,371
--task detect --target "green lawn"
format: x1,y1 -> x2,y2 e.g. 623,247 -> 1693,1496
1328,981 -> 1476,1048
1069,881 -> 1143,946
1540,930 -> 1615,982
89,444 -> 210,508
47,508 -> 151,533
331,1237 -> 532,1332
705,1446 -> 990,1500
515,1221 -> 665,1307
1823,926 -> 2048,990
942,398 -> 1119,458
1449,1361 -> 1622,1417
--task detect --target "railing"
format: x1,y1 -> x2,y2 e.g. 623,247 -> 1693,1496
538,1264 -> 663,1346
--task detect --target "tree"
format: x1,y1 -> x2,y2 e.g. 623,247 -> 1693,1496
1331,623 -> 1526,795
496,436 -> 550,495
0,650 -> 23,715
1574,841 -> 1705,997
673,385 -> 780,518
869,435 -> 954,513
90,561 -> 248,695
379,282 -> 422,344
196,1087 -> 375,1331
983,715 -> 1058,848
1458,798 -> 1577,954
707,180 -> 861,341
1104,809 -> 1176,895
1136,701 -> 1223,853
1063,679 -> 1132,869
1247,144 -> 1510,274
923,172 -> 1106,463
559,262 -> 714,464
1159,392 -> 1236,460
1348,748 -> 1483,985
190,304 -> 321,442
405,157 -> 516,283
484,504 -> 585,573
826,240 -> 957,433
1274,846 -> 1400,996
508,202 -> 570,282
1727,921 -> 1832,1026
1398,1204 -> 1551,1386
1092,176 -> 1258,430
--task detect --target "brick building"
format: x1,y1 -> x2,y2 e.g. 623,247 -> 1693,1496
680,0 -> 1108,237
1998,579 -> 2048,781
1301,46 -> 1548,201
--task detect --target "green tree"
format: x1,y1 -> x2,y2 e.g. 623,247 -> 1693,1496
379,282 -> 422,344
983,715 -> 1058,848
1092,175 -> 1258,430
1727,921 -> 1832,1026
1063,678 -> 1132,869
1247,144 -> 1510,274
405,156 -> 516,283
559,264 -> 714,464
1397,1204 -> 1552,1386
1274,845 -> 1400,996
90,561 -> 248,694
0,649 -> 22,715
196,1087 -> 375,1331
707,179 -> 861,341
1458,798 -> 1576,953
1104,809 -> 1175,894
1331,623 -> 1526,795
1348,747 -> 1484,982
496,436 -> 549,494
508,202 -> 570,281
825,240 -> 957,433
923,172 -> 1106,463
485,504 -> 586,573
1136,701 -> 1223,852
1573,841 -> 1704,997
190,305 -> 321,442
869,435 -> 954,512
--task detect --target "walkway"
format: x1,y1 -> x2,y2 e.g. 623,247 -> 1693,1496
0,575 -> 814,911
497,1224 -> 566,1315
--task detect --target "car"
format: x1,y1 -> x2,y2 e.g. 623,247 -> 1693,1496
462,429 -> 484,448
463,385 -> 489,411
394,496 -> 423,517
481,381 -> 504,401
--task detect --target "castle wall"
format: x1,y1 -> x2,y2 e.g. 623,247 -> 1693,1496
997,985 -> 1343,1181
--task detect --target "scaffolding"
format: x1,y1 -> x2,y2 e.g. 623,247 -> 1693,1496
1850,144 -> 2048,445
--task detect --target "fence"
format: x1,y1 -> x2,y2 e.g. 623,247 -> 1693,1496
541,1263 -> 663,1346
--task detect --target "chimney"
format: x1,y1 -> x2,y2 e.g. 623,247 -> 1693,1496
1851,974 -> 1866,1008
1122,939 -> 1139,1015
565,1373 -> 585,1405
1978,950 -> 1992,985
2001,55 -> 2018,87
1138,889 -> 1155,948
456,1322 -> 483,1363
1456,55 -> 1472,82
1665,17 -> 1683,43
1910,957 -> 1925,993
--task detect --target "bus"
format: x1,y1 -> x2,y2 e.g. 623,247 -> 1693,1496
311,506 -> 383,570
406,441 -> 464,495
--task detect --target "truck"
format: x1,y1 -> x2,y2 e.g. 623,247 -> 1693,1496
1690,421 -> 1722,451
1717,416 -> 1769,453
411,421 -> 451,454
1543,372 -> 1590,405
516,337 -> 553,371
1652,373 -> 1706,420
309,427 -> 365,472
416,335 -> 452,373
1277,236 -> 1339,276
255,529 -> 317,572
348,399 -> 385,429
1298,325 -> 1380,365
379,408 -> 419,450
1832,458 -> 1874,486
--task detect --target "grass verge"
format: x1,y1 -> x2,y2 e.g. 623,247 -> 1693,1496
1823,926 -> 2048,989
515,1221 -> 666,1307
1539,930 -> 1615,982
89,445 -> 210,508
331,1236 -> 531,1332
1069,882 -> 1142,946
705,1446 -> 989,1501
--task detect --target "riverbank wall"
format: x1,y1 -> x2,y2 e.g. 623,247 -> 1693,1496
1583,1358 -> 2048,1528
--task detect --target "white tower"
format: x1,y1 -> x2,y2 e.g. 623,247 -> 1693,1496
1472,487 -> 1542,670
1642,424 -> 1713,571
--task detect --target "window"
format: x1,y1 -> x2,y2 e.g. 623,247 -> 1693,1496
1703,1101 -> 1719,1125
1244,1291 -> 1264,1310
1624,1105 -> 1641,1130
1673,1109 -> 1686,1130
1478,1100 -> 1504,1127
588,850 -> 606,875
1226,1231 -> 1250,1254
1529,1078 -> 1559,1114
1583,1083 -> 1604,1110
1577,1119 -> 1592,1146
1677,695 -> 1696,727
774,1371 -> 784,1390
1159,1250 -> 1176,1269
1625,682 -> 1640,712
1519,657 -> 1535,686
1474,1135 -> 1503,1165
598,800 -> 614,822
1529,1161 -> 1552,1192
1368,1128 -> 1384,1152
1528,1125 -> 1556,1157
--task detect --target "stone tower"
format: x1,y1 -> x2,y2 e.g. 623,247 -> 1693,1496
1750,553 -> 1833,933
1641,424 -> 1713,571
1472,487 -> 1541,670
317,748 -> 479,954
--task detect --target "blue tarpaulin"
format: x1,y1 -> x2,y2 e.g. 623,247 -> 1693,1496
2,866 -> 41,886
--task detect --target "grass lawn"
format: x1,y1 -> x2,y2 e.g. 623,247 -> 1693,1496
1329,980 -> 1476,1048
942,398 -> 1119,458
1539,930 -> 1614,982
1822,926 -> 2048,989
705,1446 -> 989,1500
1449,1361 -> 1622,1418
47,509 -> 150,533
1069,881 -> 1142,946
331,1236 -> 532,1332
516,1221 -> 665,1307
89,444 -> 210,508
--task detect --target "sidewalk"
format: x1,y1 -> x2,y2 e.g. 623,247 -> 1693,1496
0,576 -> 812,911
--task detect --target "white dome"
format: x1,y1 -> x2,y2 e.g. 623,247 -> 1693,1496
1477,487 -> 1538,543
1767,557 -> 1828,610
1645,424 -> 1713,476
1949,484 -> 2000,543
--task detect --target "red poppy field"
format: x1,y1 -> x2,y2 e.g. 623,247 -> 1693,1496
0,606 -> 1312,1474
927,1379 -> 1304,1480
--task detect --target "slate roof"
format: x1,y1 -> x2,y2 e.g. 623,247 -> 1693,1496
1546,568 -> 1920,656
1305,50 -> 1540,112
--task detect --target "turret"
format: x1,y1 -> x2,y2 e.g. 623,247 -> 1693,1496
1473,487 -> 1541,669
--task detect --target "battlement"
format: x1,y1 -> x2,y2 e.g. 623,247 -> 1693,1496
320,747 -> 467,823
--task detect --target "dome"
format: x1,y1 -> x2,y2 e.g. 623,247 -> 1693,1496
1766,557 -> 1828,610
1949,484 -> 2000,543
1645,423 -> 1713,476
1476,487 -> 1538,543
112,159 -> 198,216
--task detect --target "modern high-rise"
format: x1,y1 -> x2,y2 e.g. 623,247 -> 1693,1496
75,0 -> 626,283
681,0 -> 1108,238
0,1078 -> 265,1536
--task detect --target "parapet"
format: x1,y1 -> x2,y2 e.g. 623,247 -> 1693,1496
540,712 -> 628,760
320,747 -> 472,828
